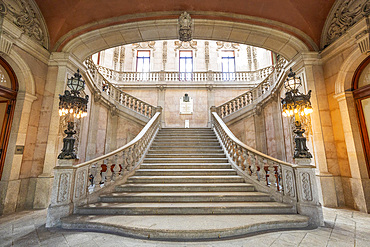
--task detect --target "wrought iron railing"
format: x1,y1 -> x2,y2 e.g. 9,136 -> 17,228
46,110 -> 161,227
210,110 -> 322,226
96,65 -> 274,83
216,58 -> 287,118
84,58 -> 156,118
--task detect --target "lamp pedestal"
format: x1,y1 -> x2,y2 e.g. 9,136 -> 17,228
293,120 -> 312,159
57,121 -> 77,159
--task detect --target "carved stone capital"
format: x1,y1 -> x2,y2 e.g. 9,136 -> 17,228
0,34 -> 13,55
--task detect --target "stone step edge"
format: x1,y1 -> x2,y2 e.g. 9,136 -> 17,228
60,214 -> 309,240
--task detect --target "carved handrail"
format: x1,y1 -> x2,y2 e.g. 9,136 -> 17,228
95,65 -> 274,83
84,58 -> 156,118
46,111 -> 161,227
211,110 -> 322,226
216,58 -> 287,118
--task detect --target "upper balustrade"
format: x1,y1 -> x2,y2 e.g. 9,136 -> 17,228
96,65 -> 274,84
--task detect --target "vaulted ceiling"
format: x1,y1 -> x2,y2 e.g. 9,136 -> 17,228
34,0 -> 336,51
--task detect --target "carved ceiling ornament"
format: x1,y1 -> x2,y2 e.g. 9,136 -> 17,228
178,11 -> 192,42
322,0 -> 370,48
1,0 -> 48,48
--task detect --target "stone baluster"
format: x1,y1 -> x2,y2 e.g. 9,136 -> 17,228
230,101 -> 235,113
242,149 -> 248,171
112,155 -> 120,181
138,101 -> 142,113
93,164 -> 102,189
129,97 -> 134,109
249,154 -> 258,180
258,157 -> 267,183
105,160 -> 113,183
268,161 -> 277,189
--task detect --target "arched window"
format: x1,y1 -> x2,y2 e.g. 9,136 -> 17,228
353,55 -> 370,175
0,57 -> 18,180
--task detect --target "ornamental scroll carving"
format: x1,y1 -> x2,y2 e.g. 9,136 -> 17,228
179,12 -> 192,42
1,0 -> 48,48
284,170 -> 295,198
132,41 -> 155,57
322,0 -> 370,48
301,172 -> 313,201
57,173 -> 70,203
74,169 -> 87,199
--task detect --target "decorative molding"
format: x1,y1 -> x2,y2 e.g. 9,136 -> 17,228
174,40 -> 197,56
132,41 -> 156,57
0,35 -> 13,55
178,11 -> 192,42
284,170 -> 295,198
119,46 -> 125,71
0,0 -> 7,16
1,0 -> 48,48
322,0 -> 370,49
113,47 -> 119,70
205,41 -> 209,71
57,173 -> 70,203
247,46 -> 252,70
355,28 -> 370,53
162,41 -> 167,70
216,41 -> 240,52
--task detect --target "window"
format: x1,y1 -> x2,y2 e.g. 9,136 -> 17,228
179,50 -> 193,81
136,50 -> 150,80
222,51 -> 235,81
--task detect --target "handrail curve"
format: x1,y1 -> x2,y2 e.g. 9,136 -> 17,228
211,110 -> 323,226
47,111 -> 161,227
216,58 -> 287,118
84,57 -> 156,118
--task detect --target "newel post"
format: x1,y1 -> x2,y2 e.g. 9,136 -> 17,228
46,160 -> 76,227
294,165 -> 324,226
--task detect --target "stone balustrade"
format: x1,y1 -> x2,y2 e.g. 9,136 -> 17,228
95,64 -> 274,83
210,110 -> 323,226
46,111 -> 162,227
84,58 -> 155,118
216,58 -> 287,118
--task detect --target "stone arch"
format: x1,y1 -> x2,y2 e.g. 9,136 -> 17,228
61,18 -> 311,63
0,50 -> 37,185
335,49 -> 369,95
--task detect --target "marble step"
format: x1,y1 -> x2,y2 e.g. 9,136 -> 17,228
145,153 -> 226,159
140,163 -> 231,169
143,158 -> 229,163
148,149 -> 224,154
151,142 -> 220,147
61,214 -> 309,240
100,192 -> 273,203
75,202 -> 296,215
127,175 -> 245,183
115,183 -> 255,192
150,145 -> 223,150
134,169 -> 236,176
156,134 -> 216,138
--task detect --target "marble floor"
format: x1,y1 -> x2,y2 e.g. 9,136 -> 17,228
0,207 -> 369,247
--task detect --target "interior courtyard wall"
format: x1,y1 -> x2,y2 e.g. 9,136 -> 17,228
94,40 -> 273,73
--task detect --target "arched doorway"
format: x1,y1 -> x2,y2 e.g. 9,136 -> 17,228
353,55 -> 370,176
0,57 -> 18,180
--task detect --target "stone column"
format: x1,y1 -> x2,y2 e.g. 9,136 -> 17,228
253,104 -> 267,154
207,85 -> 215,127
0,92 -> 37,214
33,53 -> 82,209
300,53 -> 344,207
272,96 -> 286,161
335,92 -> 370,212
157,85 -> 166,127
105,107 -> 118,153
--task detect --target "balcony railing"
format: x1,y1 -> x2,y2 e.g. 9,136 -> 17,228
216,57 -> 287,118
96,66 -> 274,83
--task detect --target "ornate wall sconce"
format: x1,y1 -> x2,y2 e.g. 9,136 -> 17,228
58,69 -> 89,159
281,68 -> 313,159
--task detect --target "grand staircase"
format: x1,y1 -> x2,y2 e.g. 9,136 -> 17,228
61,128 -> 310,239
